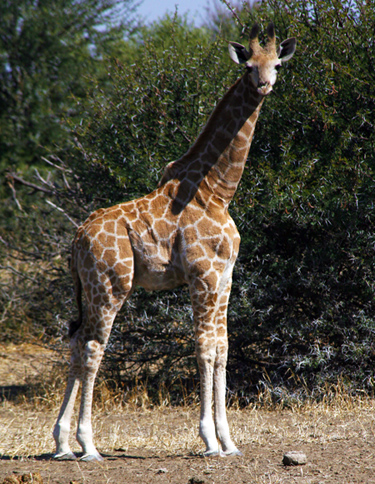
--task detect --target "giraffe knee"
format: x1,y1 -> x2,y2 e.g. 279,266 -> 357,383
196,342 -> 216,370
214,341 -> 228,368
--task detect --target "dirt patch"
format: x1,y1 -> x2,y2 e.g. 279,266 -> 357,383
1,344 -> 375,483
1,404 -> 375,483
0,343 -> 64,402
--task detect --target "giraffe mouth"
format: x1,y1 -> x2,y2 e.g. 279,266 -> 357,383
257,84 -> 273,95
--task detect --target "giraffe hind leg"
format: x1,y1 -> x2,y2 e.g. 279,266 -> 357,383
53,334 -> 82,460
54,282 -> 132,461
54,209 -> 135,461
74,297 -> 127,461
54,302 -> 122,461
75,337 -> 106,461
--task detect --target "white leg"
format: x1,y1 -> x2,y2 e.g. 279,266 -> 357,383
213,277 -> 241,456
56,239 -> 132,462
76,340 -> 105,461
197,343 -> 220,456
190,276 -> 220,456
214,362 -> 241,456
53,341 -> 81,460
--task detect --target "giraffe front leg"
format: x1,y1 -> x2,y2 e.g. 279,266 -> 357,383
53,338 -> 81,460
213,278 -> 241,456
196,340 -> 220,456
190,276 -> 222,456
214,359 -> 242,456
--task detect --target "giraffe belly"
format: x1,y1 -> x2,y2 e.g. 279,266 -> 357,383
135,267 -> 186,291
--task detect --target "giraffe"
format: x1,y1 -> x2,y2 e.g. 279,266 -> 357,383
53,23 -> 296,461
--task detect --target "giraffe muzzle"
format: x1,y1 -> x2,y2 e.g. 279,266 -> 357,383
257,82 -> 273,95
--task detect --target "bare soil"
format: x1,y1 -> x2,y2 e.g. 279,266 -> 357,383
1,344 -> 375,484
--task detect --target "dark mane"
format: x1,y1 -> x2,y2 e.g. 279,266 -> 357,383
158,76 -> 244,185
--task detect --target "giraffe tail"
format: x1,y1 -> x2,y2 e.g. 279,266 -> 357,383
68,246 -> 83,338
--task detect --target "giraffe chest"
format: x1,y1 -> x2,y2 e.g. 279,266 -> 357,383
127,216 -> 186,291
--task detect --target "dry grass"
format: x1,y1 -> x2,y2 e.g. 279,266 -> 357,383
1,342 -> 375,463
1,380 -> 375,460
2,400 -> 375,484
2,344 -> 375,484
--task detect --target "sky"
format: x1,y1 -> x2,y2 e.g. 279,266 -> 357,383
136,0 -> 215,26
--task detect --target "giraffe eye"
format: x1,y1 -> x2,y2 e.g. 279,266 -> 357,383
275,64 -> 282,72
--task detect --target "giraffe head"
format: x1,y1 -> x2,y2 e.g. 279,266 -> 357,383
228,23 -> 296,96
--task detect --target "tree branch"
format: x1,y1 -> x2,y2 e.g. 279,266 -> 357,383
221,0 -> 249,35
7,177 -> 24,212
7,173 -> 54,195
46,200 -> 79,228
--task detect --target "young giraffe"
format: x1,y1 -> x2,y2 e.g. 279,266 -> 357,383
53,23 -> 296,461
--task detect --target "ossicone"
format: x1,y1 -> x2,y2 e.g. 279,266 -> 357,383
249,23 -> 260,40
267,22 -> 275,42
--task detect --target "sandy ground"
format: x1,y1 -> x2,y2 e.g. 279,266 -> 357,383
1,343 -> 375,484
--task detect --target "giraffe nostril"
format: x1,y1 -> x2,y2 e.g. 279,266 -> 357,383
257,83 -> 273,95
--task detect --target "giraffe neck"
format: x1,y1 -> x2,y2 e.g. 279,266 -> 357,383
199,74 -> 264,206
162,72 -> 265,210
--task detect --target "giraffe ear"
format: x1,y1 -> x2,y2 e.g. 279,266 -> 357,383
277,37 -> 297,62
228,42 -> 251,64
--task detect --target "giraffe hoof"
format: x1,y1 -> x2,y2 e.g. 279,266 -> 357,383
53,451 -> 77,460
80,452 -> 104,462
203,449 -> 220,457
220,449 -> 243,457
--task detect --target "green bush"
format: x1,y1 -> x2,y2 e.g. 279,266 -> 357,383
2,2 -> 375,403
227,0 -> 375,400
